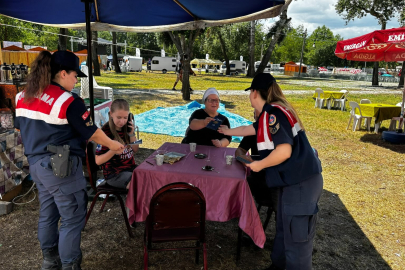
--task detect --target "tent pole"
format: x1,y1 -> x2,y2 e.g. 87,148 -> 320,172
82,0 -> 95,121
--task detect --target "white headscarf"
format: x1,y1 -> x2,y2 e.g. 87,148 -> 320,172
202,87 -> 220,103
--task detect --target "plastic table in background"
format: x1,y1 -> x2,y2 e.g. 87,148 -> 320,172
357,103 -> 401,133
126,142 -> 266,248
312,91 -> 344,100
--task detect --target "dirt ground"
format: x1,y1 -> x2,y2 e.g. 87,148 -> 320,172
0,146 -> 392,270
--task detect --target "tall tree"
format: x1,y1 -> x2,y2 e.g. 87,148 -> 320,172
167,30 -> 201,100
58,28 -> 68,51
255,1 -> 291,75
112,32 -> 121,73
91,31 -> 100,76
247,21 -> 256,77
335,0 -> 405,86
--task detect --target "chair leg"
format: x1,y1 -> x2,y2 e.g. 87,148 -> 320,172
263,207 -> 273,231
85,192 -> 102,228
347,115 -> 353,130
195,241 -> 200,264
257,204 -> 262,213
116,194 -> 134,238
99,194 -> 109,213
236,228 -> 242,261
353,118 -> 358,131
203,243 -> 208,270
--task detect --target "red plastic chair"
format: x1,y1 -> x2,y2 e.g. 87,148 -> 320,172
144,182 -> 207,270
84,141 -> 133,238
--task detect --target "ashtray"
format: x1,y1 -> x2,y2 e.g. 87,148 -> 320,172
194,153 -> 207,159
202,166 -> 214,171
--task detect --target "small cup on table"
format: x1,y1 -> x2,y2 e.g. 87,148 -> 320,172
156,154 -> 164,166
190,142 -> 197,152
226,155 -> 233,165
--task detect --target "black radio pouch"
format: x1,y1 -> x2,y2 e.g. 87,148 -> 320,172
47,144 -> 72,178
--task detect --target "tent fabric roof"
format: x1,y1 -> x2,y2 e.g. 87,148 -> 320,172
0,0 -> 288,32
190,59 -> 223,65
2,45 -> 26,51
28,46 -> 48,52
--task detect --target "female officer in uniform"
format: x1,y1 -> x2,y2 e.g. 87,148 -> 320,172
15,50 -> 124,270
218,73 -> 323,270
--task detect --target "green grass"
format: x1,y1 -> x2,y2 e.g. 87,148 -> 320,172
93,71 -> 341,91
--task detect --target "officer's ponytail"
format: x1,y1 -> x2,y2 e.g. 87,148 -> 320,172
267,82 -> 305,131
25,51 -> 52,103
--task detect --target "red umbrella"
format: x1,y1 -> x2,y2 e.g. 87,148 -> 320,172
335,27 -> 405,62
335,27 -> 405,132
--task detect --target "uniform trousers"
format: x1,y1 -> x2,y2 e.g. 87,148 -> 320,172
270,173 -> 323,270
30,155 -> 87,265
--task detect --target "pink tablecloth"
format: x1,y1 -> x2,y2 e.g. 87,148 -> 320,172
126,142 -> 266,248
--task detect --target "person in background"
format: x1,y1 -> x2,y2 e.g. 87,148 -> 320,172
218,73 -> 323,270
172,59 -> 196,92
182,88 -> 231,147
14,50 -> 124,270
147,58 -> 151,73
235,109 -> 279,224
95,99 -> 139,189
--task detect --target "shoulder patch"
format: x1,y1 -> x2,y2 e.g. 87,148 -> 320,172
269,114 -> 277,126
270,123 -> 280,134
82,111 -> 90,120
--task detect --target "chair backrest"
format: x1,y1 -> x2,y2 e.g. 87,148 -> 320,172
396,102 -> 403,107
148,182 -> 206,239
349,101 -> 362,116
86,141 -> 99,191
315,88 -> 323,98
81,65 -> 101,87
360,99 -> 371,104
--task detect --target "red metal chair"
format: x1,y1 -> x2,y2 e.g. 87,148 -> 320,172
84,141 -> 133,238
144,182 -> 207,270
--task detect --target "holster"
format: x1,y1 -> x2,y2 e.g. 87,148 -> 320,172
47,144 -> 72,178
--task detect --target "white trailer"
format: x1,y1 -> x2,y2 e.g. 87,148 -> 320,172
220,60 -> 246,75
123,56 -> 143,72
254,61 -> 271,73
151,56 -> 177,73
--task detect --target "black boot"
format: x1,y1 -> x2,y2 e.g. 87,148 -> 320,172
41,246 -> 62,270
62,255 -> 82,270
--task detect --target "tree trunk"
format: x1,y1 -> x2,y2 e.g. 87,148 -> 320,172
372,23 -> 387,86
247,21 -> 256,78
112,32 -> 121,73
58,28 -> 68,51
92,31 -> 100,76
398,61 -> 405,88
168,30 -> 200,100
255,3 -> 290,75
217,29 -> 230,75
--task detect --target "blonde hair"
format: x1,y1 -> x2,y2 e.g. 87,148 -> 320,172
266,82 -> 305,130
105,99 -> 131,144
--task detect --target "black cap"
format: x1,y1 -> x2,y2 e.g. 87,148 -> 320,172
51,51 -> 87,77
245,73 -> 276,91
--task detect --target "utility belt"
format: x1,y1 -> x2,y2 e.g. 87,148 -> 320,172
47,144 -> 72,178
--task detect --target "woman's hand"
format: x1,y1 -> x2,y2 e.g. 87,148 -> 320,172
217,125 -> 230,135
203,117 -> 215,126
246,161 -> 264,172
212,139 -> 222,148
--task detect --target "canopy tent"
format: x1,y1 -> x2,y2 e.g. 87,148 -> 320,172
335,27 -> 405,131
0,0 -> 287,32
335,27 -> 405,62
27,47 -> 49,52
2,45 -> 26,51
0,0 -> 289,121
190,58 -> 223,66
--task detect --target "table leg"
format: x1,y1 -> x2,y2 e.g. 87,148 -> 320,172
374,121 -> 381,133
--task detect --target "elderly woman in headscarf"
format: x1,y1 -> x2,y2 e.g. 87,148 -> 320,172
182,88 -> 231,147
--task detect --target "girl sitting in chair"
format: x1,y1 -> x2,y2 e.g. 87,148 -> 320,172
95,99 -> 139,189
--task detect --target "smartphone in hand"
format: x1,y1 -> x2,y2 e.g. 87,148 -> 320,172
236,156 -> 252,164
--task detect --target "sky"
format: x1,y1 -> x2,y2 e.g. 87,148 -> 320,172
265,0 -> 402,39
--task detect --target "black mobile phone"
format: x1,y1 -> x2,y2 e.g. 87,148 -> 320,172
124,112 -> 134,133
236,156 -> 252,164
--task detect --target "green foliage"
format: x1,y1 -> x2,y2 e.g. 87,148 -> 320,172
273,26 -> 306,63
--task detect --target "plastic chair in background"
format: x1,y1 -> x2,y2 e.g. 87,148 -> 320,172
80,65 -> 113,99
314,88 -> 326,109
360,99 -> 371,104
332,89 -> 348,111
144,182 -> 207,270
347,101 -> 371,132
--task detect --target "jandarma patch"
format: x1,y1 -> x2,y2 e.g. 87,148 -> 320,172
82,111 -> 90,120
269,114 -> 276,126
270,123 -> 280,134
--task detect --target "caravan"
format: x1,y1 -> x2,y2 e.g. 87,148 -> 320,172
123,56 -> 143,72
220,60 -> 246,75
151,56 -> 177,73
253,61 -> 271,73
